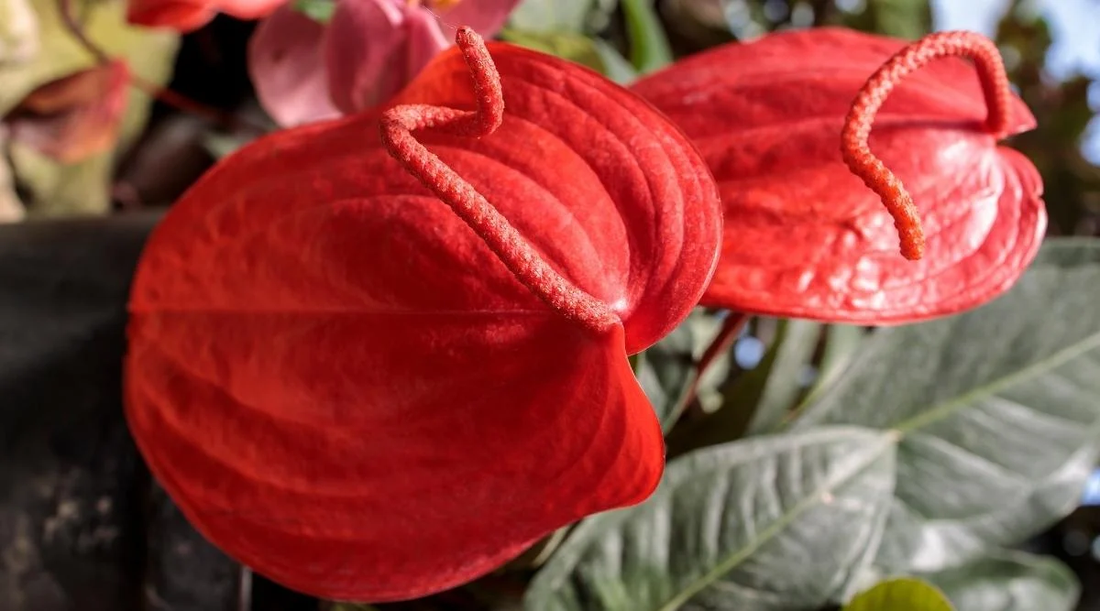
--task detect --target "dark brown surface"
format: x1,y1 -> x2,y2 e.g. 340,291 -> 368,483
0,212 -> 247,611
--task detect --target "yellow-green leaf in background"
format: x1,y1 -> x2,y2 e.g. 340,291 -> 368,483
620,0 -> 673,74
0,132 -> 24,222
843,577 -> 955,611
0,0 -> 179,217
507,0 -> 617,35
500,28 -> 637,84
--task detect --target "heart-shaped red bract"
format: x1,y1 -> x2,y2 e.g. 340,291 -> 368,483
124,31 -> 721,602
631,27 -> 1046,324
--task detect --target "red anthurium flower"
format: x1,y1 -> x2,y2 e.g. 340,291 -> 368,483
128,0 -> 283,32
249,0 -> 521,126
124,29 -> 721,601
5,60 -> 131,163
631,28 -> 1046,324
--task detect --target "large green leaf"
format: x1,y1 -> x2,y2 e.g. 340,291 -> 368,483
793,238 -> 1100,572
843,578 -> 953,611
921,551 -> 1079,611
525,427 -> 897,611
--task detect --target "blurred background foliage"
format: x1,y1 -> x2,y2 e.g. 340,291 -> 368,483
0,0 -> 1098,609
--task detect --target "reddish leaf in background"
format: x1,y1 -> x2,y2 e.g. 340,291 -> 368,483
127,0 -> 282,32
125,29 -> 721,601
5,60 -> 131,163
249,0 -> 521,126
631,28 -> 1046,324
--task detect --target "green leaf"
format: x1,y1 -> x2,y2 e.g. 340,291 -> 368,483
525,427 -> 898,611
744,319 -> 822,435
589,38 -> 637,85
843,0 -> 932,40
803,324 -> 865,406
292,0 -> 335,22
843,578 -> 954,611
665,319 -> 820,456
499,29 -> 607,74
202,131 -> 253,160
634,326 -> 696,432
921,551 -> 1080,611
508,0 -> 600,34
635,311 -> 727,432
9,150 -> 113,215
793,238 -> 1100,572
619,0 -> 673,74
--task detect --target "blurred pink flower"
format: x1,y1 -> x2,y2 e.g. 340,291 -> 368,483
248,0 -> 520,127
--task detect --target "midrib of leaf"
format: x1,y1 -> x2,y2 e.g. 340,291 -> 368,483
893,330 -> 1100,435
654,434 -> 896,611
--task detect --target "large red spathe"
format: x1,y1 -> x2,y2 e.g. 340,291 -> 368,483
631,28 -> 1046,324
124,30 -> 721,601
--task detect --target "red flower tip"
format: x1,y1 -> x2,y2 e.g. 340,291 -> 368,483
380,29 -> 620,333
841,31 -> 1015,262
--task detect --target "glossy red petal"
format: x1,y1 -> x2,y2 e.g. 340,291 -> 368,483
127,0 -> 213,31
125,39 -> 720,601
631,27 -> 1046,324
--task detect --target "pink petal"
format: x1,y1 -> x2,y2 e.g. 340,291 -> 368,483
248,6 -> 342,127
403,6 -> 451,89
435,0 -> 522,38
324,0 -> 442,114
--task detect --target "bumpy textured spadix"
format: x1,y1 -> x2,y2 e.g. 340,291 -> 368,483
632,28 -> 1046,323
124,30 -> 721,602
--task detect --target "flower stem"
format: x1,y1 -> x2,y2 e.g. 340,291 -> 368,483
679,311 -> 751,412
841,30 -> 1013,261
379,28 -> 620,334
